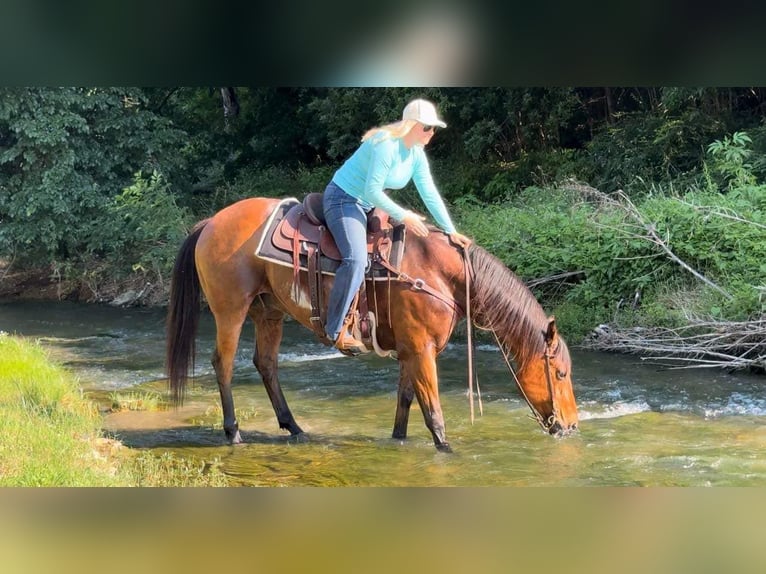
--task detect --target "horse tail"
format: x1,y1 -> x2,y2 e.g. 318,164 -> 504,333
165,219 -> 209,405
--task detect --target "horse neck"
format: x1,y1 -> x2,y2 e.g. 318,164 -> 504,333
466,246 -> 548,367
478,298 -> 547,368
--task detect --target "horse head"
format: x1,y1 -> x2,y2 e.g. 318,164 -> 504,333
515,317 -> 579,437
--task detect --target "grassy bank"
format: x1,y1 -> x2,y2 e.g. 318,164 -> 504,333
0,334 -> 227,486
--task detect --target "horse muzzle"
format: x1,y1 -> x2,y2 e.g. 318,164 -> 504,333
548,420 -> 578,438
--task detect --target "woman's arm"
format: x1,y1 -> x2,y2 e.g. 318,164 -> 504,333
411,149 -> 456,234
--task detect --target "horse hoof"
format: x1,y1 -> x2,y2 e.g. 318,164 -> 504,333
228,430 -> 243,445
435,443 -> 453,453
286,431 -> 310,444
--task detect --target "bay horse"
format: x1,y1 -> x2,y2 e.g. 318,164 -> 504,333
165,197 -> 578,452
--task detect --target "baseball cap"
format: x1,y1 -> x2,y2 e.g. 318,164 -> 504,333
402,98 -> 447,128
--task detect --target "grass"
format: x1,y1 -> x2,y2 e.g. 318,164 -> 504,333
109,390 -> 166,412
0,333 -> 228,486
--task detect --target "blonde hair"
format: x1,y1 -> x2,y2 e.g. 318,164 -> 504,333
361,119 -> 418,143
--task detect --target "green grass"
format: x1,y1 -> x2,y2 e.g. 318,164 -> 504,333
109,390 -> 166,412
0,333 -> 227,486
0,333 -> 118,486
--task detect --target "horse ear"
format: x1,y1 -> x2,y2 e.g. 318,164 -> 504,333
544,316 -> 558,346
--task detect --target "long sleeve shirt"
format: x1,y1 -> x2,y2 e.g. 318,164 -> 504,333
331,134 -> 456,234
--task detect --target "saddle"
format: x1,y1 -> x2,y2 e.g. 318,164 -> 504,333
262,193 -> 406,354
271,193 -> 397,265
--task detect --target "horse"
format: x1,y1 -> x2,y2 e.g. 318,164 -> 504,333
165,196 -> 578,452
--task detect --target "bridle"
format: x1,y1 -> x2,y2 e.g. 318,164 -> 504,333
493,330 -> 562,434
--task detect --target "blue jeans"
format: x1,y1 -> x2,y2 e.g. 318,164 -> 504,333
323,181 -> 371,341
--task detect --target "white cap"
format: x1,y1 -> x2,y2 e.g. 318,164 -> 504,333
402,98 -> 447,128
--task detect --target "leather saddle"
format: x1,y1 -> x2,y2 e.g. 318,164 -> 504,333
260,193 -> 405,352
271,193 -> 398,266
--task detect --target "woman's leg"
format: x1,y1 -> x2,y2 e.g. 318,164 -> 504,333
323,183 -> 370,342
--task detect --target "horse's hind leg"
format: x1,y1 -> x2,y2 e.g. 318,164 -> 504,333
392,369 -> 415,440
211,315 -> 247,444
249,301 -> 304,435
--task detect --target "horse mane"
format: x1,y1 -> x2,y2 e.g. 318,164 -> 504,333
466,244 -> 550,364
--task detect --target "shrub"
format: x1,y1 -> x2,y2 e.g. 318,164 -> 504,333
99,171 -> 193,281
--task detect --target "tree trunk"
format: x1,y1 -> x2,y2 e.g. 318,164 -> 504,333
220,87 -> 239,119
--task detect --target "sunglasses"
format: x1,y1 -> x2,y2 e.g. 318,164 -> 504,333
422,124 -> 436,133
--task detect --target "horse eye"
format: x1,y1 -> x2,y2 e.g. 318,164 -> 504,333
556,369 -> 567,380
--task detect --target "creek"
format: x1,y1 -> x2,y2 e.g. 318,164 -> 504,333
2,299 -> 764,486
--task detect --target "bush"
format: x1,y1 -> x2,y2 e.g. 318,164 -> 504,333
453,180 -> 766,341
112,171 -> 192,270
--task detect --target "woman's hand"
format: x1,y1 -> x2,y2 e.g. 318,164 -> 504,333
449,232 -> 472,249
402,211 -> 429,237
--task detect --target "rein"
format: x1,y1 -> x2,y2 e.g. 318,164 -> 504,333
492,330 -> 560,433
464,250 -> 482,424
374,254 -> 462,313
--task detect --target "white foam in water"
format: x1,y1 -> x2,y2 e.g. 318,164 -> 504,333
579,400 -> 652,420
278,350 -> 343,363
703,393 -> 766,418
228,349 -> 342,370
475,344 -> 498,352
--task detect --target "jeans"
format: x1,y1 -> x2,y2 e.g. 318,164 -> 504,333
322,181 -> 371,341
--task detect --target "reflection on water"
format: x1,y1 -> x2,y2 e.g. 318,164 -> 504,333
1,299 -> 765,486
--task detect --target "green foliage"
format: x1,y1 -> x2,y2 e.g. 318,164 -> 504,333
585,107 -> 722,194
190,164 -> 337,217
4,86 -> 766,333
707,131 -> 756,189
454,176 -> 766,340
0,334 -> 228,486
102,171 -> 192,277
0,87 -> 186,268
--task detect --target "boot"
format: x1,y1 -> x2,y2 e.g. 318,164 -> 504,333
334,329 -> 369,356
332,311 -> 369,355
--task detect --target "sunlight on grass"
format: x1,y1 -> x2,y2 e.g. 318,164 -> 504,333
0,333 -> 227,486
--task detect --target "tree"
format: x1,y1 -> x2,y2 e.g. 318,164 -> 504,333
0,87 -> 186,266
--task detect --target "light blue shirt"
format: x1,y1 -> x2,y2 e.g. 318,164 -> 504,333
331,134 -> 456,234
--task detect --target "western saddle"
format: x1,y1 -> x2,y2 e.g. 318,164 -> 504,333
270,192 -> 406,355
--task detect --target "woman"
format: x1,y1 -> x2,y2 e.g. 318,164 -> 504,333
323,98 -> 472,353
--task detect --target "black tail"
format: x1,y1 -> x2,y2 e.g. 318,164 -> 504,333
165,219 -> 209,405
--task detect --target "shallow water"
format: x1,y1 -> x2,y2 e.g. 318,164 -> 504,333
1,299 -> 764,486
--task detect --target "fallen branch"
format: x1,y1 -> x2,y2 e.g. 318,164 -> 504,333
582,319 -> 766,371
614,189 -> 733,299
526,270 -> 585,288
675,198 -> 766,230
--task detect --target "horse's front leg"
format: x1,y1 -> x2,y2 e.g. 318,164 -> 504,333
250,304 -> 304,436
392,368 -> 415,440
400,347 -> 452,452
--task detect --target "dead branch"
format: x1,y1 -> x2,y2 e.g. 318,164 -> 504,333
526,270 -> 585,288
583,319 -> 766,371
675,198 -> 766,230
